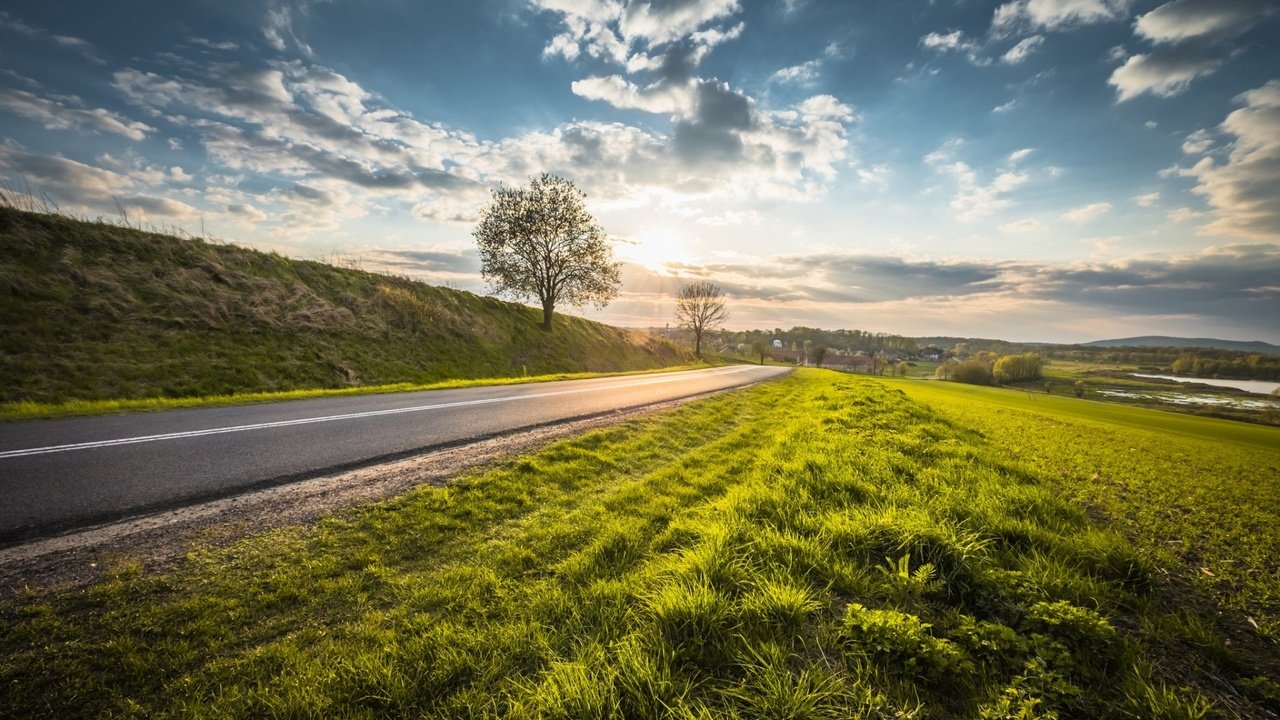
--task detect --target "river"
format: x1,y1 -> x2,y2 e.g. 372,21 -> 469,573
1131,373 -> 1279,395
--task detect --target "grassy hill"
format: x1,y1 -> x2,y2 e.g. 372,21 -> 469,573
0,207 -> 689,407
1083,336 -> 1280,354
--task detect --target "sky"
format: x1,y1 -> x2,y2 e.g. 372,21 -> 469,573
0,0 -> 1277,344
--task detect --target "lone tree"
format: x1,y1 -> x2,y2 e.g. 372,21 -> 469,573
473,174 -> 621,331
750,338 -> 770,365
674,280 -> 728,357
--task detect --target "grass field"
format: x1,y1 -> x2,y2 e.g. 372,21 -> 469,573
4,370 -> 1277,718
888,379 -> 1280,641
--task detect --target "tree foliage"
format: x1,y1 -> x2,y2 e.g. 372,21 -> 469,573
811,346 -> 828,368
473,174 -> 620,331
674,281 -> 728,357
750,338 -> 770,365
721,327 -> 918,356
937,358 -> 992,385
1171,352 -> 1280,381
993,353 -> 1043,384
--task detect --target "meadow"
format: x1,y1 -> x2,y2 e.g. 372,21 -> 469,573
3,370 -> 1277,718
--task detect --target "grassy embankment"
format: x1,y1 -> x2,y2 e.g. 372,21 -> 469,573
4,370 -> 1278,718
0,207 -> 691,418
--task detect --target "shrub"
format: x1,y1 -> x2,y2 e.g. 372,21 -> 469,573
952,359 -> 994,386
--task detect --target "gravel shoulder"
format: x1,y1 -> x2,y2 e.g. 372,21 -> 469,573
0,392 -> 729,598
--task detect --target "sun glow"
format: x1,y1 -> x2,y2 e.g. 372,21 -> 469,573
619,228 -> 694,274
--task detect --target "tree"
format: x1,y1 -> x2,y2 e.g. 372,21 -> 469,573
895,361 -> 909,378
675,280 -> 728,357
993,353 -> 1042,385
750,338 -> 770,365
473,174 -> 620,332
812,346 -> 828,368
951,359 -> 993,385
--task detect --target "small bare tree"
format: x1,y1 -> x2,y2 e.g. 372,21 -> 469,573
674,280 -> 728,357
473,174 -> 620,332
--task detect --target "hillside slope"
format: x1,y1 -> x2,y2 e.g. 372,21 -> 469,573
0,208 -> 688,404
1084,336 -> 1280,354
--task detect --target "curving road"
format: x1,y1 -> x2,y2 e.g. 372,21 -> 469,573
0,365 -> 789,542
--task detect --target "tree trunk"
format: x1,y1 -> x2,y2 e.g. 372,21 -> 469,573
694,330 -> 702,357
541,300 -> 554,332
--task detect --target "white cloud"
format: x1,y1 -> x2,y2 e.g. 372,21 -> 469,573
1062,201 -> 1112,222
543,32 -> 580,60
770,60 -> 821,86
227,203 -> 268,222
1008,148 -> 1035,164
1179,79 -> 1280,239
921,30 -> 972,51
993,99 -> 1020,113
1168,206 -> 1206,222
925,140 -> 1030,221
992,0 -> 1130,34
856,164 -> 889,188
1001,35 -> 1045,64
999,218 -> 1046,233
0,145 -> 132,203
920,30 -> 990,65
0,11 -> 102,63
1111,0 -> 1273,102
1134,191 -> 1160,207
570,75 -> 697,115
0,145 -> 200,220
1134,0 -> 1276,43
0,89 -> 154,140
533,0 -> 742,66
619,0 -> 740,46
1181,128 -> 1215,154
1107,45 -> 1222,101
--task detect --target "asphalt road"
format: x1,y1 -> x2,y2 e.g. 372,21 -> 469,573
0,365 -> 789,542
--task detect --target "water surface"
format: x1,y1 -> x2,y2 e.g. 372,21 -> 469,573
1130,373 -> 1278,395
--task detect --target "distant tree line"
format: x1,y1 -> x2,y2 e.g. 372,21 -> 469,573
721,327 -> 919,355
1170,352 -> 1280,381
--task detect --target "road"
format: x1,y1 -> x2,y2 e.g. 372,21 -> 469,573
0,365 -> 789,542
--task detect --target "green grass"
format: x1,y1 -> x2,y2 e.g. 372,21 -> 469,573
4,370 -> 1276,718
0,207 -> 690,407
888,378 -> 1280,642
0,361 -> 733,422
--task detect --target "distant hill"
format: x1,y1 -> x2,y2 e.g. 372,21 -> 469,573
0,207 -> 689,405
1083,336 -> 1280,354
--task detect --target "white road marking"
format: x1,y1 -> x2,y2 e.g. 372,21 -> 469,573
0,366 -> 769,459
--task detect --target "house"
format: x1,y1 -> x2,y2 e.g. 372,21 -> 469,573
920,346 -> 945,361
772,338 -> 783,349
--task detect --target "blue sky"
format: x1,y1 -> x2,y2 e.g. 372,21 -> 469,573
0,0 -> 1276,343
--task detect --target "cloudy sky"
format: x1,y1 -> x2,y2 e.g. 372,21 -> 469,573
1,0 -> 1277,343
